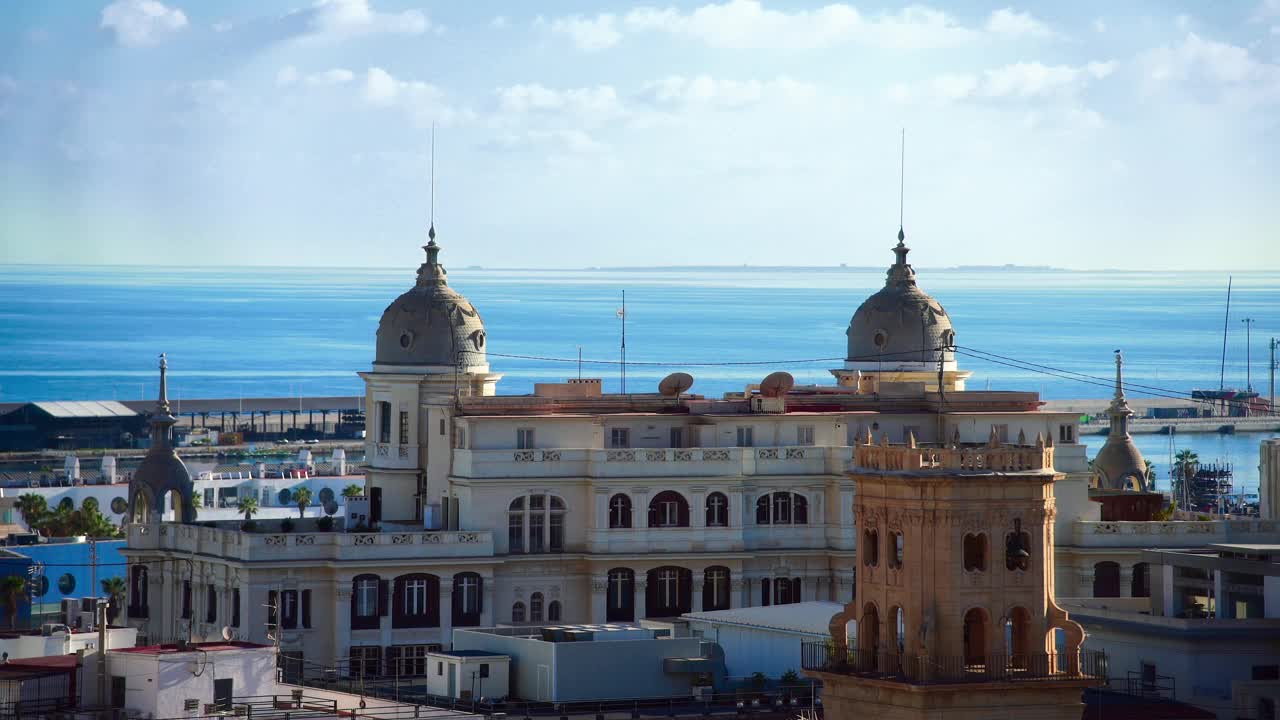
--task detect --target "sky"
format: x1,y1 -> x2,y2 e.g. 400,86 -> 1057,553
0,0 -> 1277,271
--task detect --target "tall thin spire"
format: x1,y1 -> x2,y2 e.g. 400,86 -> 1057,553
429,121 -> 436,243
156,353 -> 170,413
150,353 -> 177,448
1108,349 -> 1133,437
898,127 -> 905,239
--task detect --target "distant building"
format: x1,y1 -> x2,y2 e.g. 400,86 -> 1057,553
682,601 -> 842,681
0,401 -> 144,451
0,538 -> 126,626
1064,542 -> 1280,719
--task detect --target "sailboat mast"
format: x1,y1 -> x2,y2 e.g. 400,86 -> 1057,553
1219,276 -> 1232,391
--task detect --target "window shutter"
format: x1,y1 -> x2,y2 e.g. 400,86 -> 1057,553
702,575 -> 712,612
428,576 -> 441,627
451,579 -> 462,620
475,576 -> 484,614
678,499 -> 689,527
791,578 -> 802,604
647,503 -> 657,527
385,646 -> 401,678
761,579 -> 770,607
268,591 -> 278,628
795,495 -> 808,524
378,580 -> 389,617
232,589 -> 241,627
391,578 -> 404,627
756,496 -> 770,524
302,590 -> 312,629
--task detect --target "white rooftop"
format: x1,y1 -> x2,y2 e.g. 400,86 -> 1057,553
30,400 -> 137,418
682,601 -> 843,636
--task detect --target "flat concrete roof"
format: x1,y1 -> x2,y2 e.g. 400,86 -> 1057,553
682,601 -> 843,636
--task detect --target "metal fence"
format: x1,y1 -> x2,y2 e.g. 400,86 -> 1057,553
800,643 -> 1107,686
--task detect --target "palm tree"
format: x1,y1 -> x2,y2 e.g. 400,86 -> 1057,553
237,495 -> 259,522
1173,449 -> 1200,508
101,576 -> 127,623
294,488 -> 313,519
16,493 -> 47,533
341,484 -> 363,499
0,576 -> 28,629
1144,460 -> 1157,484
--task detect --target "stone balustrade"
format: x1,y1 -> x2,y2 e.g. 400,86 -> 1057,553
1071,519 -> 1280,548
126,522 -> 494,562
452,446 -> 853,479
853,443 -> 1055,473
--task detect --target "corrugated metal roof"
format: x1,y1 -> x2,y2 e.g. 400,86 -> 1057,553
30,401 -> 138,418
682,601 -> 844,636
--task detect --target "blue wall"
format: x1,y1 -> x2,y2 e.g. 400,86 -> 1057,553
0,539 -> 126,627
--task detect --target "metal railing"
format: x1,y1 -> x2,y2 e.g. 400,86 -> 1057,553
1124,670 -> 1176,700
800,643 -> 1106,685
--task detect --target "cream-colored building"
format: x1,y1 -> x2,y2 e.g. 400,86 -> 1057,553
121,228 -> 1277,687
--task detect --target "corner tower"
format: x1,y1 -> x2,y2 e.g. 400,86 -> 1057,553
358,231 -> 501,526
128,354 -> 196,524
807,433 -> 1097,719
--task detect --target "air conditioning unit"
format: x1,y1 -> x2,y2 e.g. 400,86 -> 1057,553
78,611 -> 96,631
61,599 -> 79,625
41,623 -> 69,637
81,597 -> 98,613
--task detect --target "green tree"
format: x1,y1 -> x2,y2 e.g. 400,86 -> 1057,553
294,487 -> 313,519
101,576 -> 127,623
1144,460 -> 1156,483
0,576 -> 28,629
341,484 -> 364,498
237,495 -> 259,522
16,494 -> 48,533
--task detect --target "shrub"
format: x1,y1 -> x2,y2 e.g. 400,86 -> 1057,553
280,518 -> 295,533
317,515 -> 334,532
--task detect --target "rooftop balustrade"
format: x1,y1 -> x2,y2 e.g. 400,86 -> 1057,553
800,643 -> 1105,686
126,522 -> 494,562
452,445 -> 853,479
853,439 -> 1055,473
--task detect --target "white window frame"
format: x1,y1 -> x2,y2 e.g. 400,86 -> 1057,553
796,425 -> 815,446
736,426 -> 753,447
707,568 -> 728,608
516,427 -> 535,450
404,578 -> 427,616
355,579 -> 378,617
609,427 -> 631,449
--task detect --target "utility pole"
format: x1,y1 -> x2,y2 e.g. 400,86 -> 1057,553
1242,318 -> 1255,391
97,599 -> 108,707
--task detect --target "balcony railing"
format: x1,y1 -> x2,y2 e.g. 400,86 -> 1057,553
800,643 -> 1106,685
453,446 -> 852,479
854,443 -> 1054,473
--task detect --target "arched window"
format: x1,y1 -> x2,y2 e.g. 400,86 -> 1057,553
893,606 -> 906,655
607,568 -> 635,622
772,577 -> 802,605
1005,520 -> 1032,571
648,491 -> 690,528
646,567 -> 692,617
511,602 -> 526,623
530,592 -> 544,623
859,603 -> 880,656
702,567 -> 731,611
1093,562 -> 1120,598
756,492 -> 809,525
128,565 -> 148,618
963,608 -> 989,665
548,600 -> 561,622
888,531 -> 904,569
509,494 -> 566,553
963,533 -> 987,572
452,573 -> 483,627
608,494 -> 632,529
351,574 -> 384,630
705,492 -> 729,527
1006,606 -> 1032,668
392,573 -> 439,628
1131,562 -> 1150,598
862,529 -> 879,567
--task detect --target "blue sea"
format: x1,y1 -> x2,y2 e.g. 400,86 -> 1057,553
1,264 -> 1276,492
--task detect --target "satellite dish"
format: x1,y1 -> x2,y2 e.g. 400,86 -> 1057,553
658,372 -> 695,398
760,372 -> 795,398
323,500 -> 339,516
221,626 -> 234,641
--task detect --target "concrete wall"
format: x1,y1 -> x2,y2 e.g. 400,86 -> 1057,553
109,646 -> 279,719
1263,439 -> 1280,521
685,620 -> 826,681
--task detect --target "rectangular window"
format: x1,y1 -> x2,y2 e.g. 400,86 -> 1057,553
508,513 -> 524,553
439,418 -> 446,436
1058,424 -> 1075,443
479,663 -> 490,678
610,427 -> 631,449
549,512 -> 564,552
437,661 -> 444,676
231,589 -> 240,627
398,411 -> 409,445
205,585 -> 217,624
796,425 -> 815,446
736,426 -> 753,447
111,676 -> 126,709
378,402 -> 391,444
396,645 -> 430,677
355,579 -> 379,618
456,427 -> 467,449
302,589 -> 312,629
349,646 -> 382,678
405,578 -> 428,615
281,590 -> 298,629
669,427 -> 684,448
529,513 -> 545,553
181,581 -> 192,619
516,427 -> 535,450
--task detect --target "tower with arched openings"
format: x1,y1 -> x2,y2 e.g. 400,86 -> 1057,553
807,430 -> 1100,720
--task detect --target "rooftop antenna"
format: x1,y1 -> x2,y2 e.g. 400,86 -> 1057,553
617,291 -> 627,394
898,127 -> 905,235
429,121 -> 436,241
1219,277 -> 1232,391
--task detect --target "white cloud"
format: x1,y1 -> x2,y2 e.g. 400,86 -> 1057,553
985,8 -> 1054,38
100,0 -> 188,47
1175,14 -> 1191,30
1141,33 -> 1280,104
546,1 -> 1056,51
483,129 -> 607,155
1092,18 -> 1106,33
931,73 -> 980,100
306,68 -> 355,86
922,61 -> 1114,102
276,66 -> 300,87
294,0 -> 429,39
491,16 -> 509,28
212,20 -> 232,32
546,14 -> 622,51
496,83 -> 624,120
639,75 -> 817,108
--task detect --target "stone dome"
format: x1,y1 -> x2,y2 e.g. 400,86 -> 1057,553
128,355 -> 196,524
374,235 -> 488,370
1093,351 -> 1150,492
846,230 -> 956,368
